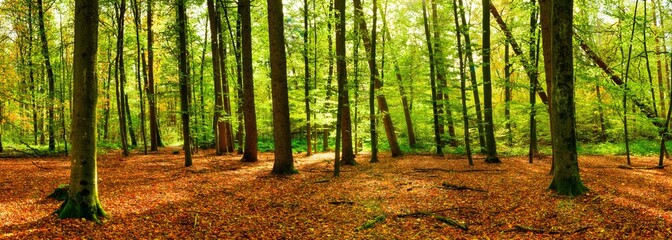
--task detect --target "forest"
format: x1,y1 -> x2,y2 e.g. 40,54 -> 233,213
0,0 -> 671,238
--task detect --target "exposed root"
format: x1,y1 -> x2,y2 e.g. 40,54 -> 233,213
397,212 -> 468,230
355,214 -> 385,231
440,182 -> 487,192
412,168 -> 505,173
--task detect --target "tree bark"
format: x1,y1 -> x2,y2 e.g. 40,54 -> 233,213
369,0 -> 379,163
240,0 -> 258,162
215,7 -> 235,153
37,0 -> 56,151
177,0 -> 192,167
207,0 -> 227,155
547,0 -> 588,196
457,0 -> 486,153
131,0 -> 147,154
483,0 -> 500,163
452,0 -> 473,165
125,94 -> 137,147
333,0 -> 346,177
353,0 -> 402,157
303,0 -> 312,156
115,0 -> 130,157
528,0 -> 539,161
268,0 -> 296,175
56,0 -> 107,222
147,0 -> 161,151
422,0 -> 443,156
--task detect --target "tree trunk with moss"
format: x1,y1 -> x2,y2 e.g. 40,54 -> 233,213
452,0 -> 472,165
268,0 -> 296,175
56,0 -> 107,222
207,0 -> 227,155
547,0 -> 588,196
422,0 -> 442,156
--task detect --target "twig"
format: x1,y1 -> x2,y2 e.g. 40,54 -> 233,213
440,183 -> 487,192
31,161 -> 50,170
413,168 -> 505,173
329,200 -> 355,205
313,179 -> 329,183
512,225 -> 591,234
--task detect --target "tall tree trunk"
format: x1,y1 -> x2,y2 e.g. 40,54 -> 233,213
539,0 -> 555,174
368,0 -> 379,163
59,10 -> 69,156
528,0 -> 539,162
147,0 -> 161,151
353,0 -> 402,157
324,0 -> 334,153
623,0 -> 640,166
432,0 -> 457,147
207,0 -> 227,155
56,0 -> 107,222
658,53 -> 672,169
103,35 -> 112,140
547,0 -> 588,196
37,0 -> 56,151
177,0 -> 192,167
115,0 -> 130,157
131,0 -> 147,154
28,1 -> 39,145
422,0 -> 443,156
453,0 -> 473,165
333,0 -> 346,177
240,0 -> 258,162
505,41 -> 513,147
303,0 -> 312,156
338,0 -> 355,165
456,0 -> 486,153
216,7 -> 235,153
268,0 -> 296,175
483,0 -> 500,163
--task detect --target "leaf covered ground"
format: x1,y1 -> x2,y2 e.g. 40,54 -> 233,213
1,149 -> 671,239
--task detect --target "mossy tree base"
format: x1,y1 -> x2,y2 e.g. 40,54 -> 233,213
548,176 -> 588,197
56,195 -> 107,224
484,156 -> 501,163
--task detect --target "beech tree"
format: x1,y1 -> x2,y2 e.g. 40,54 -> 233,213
177,0 -> 192,167
56,0 -> 107,222
547,0 -> 588,196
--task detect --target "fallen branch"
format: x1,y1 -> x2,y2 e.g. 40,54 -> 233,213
31,161 -> 50,170
397,212 -> 468,230
512,225 -> 591,234
441,183 -> 487,192
313,179 -> 329,183
19,140 -> 46,157
329,200 -> 355,205
617,165 -> 666,170
413,168 -> 505,173
355,214 -> 386,231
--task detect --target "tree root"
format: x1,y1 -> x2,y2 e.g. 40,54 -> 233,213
511,225 -> 591,234
617,164 -> 666,170
413,168 -> 505,173
355,214 -> 385,231
397,212 -> 468,230
441,182 -> 487,192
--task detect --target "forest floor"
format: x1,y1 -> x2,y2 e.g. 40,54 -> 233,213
1,148 -> 671,239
